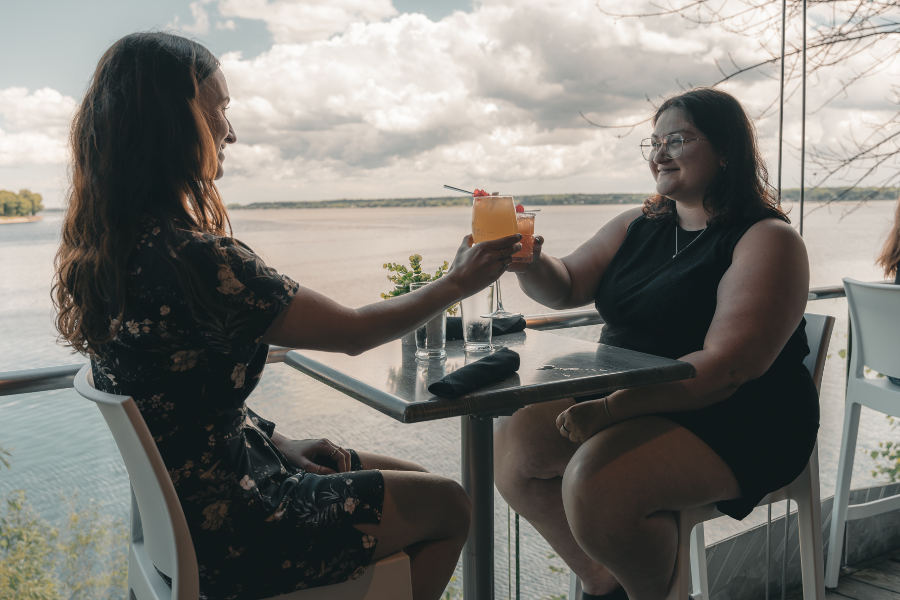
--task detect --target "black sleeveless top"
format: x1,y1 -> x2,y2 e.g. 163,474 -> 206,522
594,213 -> 819,520
596,214 -> 809,366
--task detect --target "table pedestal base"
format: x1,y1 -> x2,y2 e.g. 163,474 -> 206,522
462,415 -> 494,600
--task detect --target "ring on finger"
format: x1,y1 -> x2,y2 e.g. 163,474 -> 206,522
329,447 -> 339,459
561,424 -> 571,434
315,465 -> 322,475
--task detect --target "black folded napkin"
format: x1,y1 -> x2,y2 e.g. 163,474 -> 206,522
446,316 -> 526,341
427,348 -> 520,398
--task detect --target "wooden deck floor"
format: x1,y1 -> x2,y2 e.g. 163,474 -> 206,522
789,554 -> 900,599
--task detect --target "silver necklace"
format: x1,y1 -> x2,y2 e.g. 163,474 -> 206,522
673,225 -> 706,259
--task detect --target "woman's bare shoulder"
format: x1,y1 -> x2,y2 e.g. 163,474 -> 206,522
732,217 -> 808,277
737,217 -> 804,252
612,206 -> 646,229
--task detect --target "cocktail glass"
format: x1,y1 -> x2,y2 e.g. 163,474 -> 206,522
512,212 -> 535,263
471,194 -> 521,318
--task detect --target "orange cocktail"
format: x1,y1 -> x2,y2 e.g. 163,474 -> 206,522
472,195 -> 517,243
512,212 -> 535,262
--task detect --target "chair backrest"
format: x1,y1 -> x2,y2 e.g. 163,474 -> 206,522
73,365 -> 198,600
802,313 -> 836,394
843,278 -> 900,380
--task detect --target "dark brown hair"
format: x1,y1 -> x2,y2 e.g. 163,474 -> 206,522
643,87 -> 790,226
54,32 -> 229,356
876,197 -> 900,279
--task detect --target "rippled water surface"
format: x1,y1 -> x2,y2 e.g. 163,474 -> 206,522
0,202 -> 896,597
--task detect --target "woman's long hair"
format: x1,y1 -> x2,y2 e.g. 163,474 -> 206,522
643,88 -> 790,226
876,197 -> 900,279
54,32 -> 229,356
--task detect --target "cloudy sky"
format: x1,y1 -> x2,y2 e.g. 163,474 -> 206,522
2,0 -> 897,207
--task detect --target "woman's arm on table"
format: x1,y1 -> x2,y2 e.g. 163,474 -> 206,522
261,234 -> 520,356
511,207 -> 642,309
557,218 -> 810,442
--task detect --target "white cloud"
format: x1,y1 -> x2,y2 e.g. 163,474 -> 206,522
213,0 -> 746,197
8,0 -> 900,205
0,128 -> 68,167
168,0 -> 215,35
0,87 -> 76,167
0,87 -> 76,138
217,0 -> 397,43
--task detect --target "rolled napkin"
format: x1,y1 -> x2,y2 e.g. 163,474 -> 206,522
427,348 -> 520,398
446,316 -> 526,341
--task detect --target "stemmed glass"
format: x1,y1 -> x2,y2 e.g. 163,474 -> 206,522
470,193 -> 521,319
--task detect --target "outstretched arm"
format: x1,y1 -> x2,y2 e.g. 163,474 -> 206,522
511,207 -> 642,309
261,233 -> 521,355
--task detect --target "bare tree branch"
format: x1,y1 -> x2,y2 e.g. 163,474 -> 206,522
585,0 -> 900,207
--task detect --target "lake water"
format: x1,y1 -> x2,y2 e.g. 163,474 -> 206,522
0,202 -> 897,597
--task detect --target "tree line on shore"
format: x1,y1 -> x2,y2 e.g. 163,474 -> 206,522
226,187 -> 900,210
0,189 -> 43,217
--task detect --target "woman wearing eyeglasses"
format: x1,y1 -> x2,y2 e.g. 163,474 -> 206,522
496,88 -> 816,599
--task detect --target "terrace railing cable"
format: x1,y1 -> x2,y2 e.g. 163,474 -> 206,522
0,283 -> 852,399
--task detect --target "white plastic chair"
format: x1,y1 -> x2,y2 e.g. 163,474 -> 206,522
824,279 -> 900,588
569,313 -> 833,600
73,364 -> 412,600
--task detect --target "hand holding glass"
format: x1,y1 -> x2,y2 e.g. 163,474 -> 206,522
471,194 -> 520,318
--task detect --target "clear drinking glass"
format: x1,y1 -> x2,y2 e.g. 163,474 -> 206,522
460,285 -> 494,352
411,282 -> 447,359
512,212 -> 535,263
471,193 -> 521,318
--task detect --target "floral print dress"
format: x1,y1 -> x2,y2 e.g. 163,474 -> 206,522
92,218 -> 385,599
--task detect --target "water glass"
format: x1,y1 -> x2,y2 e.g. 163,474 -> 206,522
411,282 -> 447,359
460,285 -> 494,352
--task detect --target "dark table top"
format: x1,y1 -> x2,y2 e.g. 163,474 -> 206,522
283,329 -> 696,423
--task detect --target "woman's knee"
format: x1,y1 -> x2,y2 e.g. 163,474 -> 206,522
418,477 -> 471,541
560,428 -> 658,540
562,465 -> 637,531
494,399 -> 577,485
442,479 -> 472,534
360,473 -> 470,560
384,471 -> 471,536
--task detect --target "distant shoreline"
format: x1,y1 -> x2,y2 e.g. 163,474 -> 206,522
225,187 -> 899,210
40,188 -> 900,212
0,215 -> 43,224
227,193 -> 649,210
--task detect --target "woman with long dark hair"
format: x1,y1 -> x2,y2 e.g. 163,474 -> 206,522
53,32 -> 520,600
876,198 -> 900,286
496,88 -> 817,599
876,198 -> 900,385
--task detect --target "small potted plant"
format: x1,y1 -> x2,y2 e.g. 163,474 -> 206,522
382,255 -> 458,344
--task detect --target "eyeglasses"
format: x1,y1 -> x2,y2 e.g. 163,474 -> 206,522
640,134 -> 709,161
